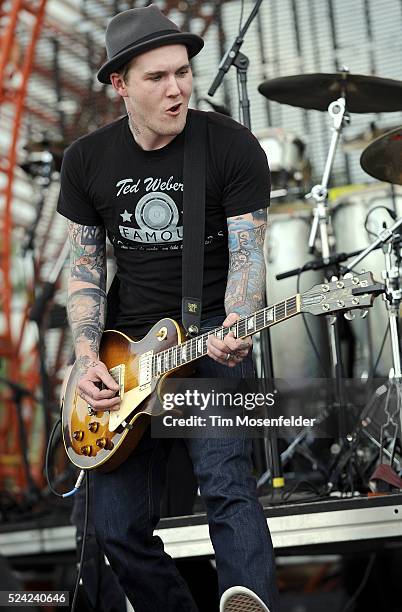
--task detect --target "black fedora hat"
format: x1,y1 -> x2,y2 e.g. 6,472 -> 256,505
97,4 -> 204,84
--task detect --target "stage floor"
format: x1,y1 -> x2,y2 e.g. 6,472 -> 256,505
1,493 -> 401,560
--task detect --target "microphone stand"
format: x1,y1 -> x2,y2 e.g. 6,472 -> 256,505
208,0 -> 285,496
208,0 -> 264,128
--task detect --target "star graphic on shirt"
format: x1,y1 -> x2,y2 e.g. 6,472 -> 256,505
120,209 -> 133,222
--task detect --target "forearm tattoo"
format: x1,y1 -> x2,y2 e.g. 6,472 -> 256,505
225,208 -> 267,317
66,221 -> 107,362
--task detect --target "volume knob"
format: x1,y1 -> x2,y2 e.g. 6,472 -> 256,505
96,437 -> 113,450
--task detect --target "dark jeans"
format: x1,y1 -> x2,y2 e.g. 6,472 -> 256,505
92,316 -> 279,612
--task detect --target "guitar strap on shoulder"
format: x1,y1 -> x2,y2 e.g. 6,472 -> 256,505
181,110 -> 207,337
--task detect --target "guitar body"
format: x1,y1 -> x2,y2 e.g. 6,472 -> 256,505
62,318 -> 188,472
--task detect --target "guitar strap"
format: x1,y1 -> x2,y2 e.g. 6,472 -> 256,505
181,110 -> 207,337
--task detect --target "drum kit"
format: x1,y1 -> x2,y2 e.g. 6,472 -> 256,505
257,68 -> 402,490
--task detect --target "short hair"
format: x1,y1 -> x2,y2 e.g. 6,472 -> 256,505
119,61 -> 132,83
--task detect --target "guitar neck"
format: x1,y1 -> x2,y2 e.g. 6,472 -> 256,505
152,294 -> 301,377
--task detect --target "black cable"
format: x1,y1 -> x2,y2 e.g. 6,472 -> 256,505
339,553 -> 376,612
237,0 -> 245,122
297,269 -> 329,377
71,473 -> 89,612
372,322 -> 389,377
45,417 -> 65,498
281,479 -> 325,502
239,0 -> 245,30
45,417 -> 89,610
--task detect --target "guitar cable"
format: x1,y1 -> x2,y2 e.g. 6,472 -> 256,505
71,473 -> 89,612
45,416 -> 86,498
45,416 -> 89,611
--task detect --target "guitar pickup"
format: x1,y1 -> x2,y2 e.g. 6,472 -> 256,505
139,351 -> 153,387
109,364 -> 125,400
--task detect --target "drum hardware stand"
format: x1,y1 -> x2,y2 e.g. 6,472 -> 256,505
208,0 -> 285,495
327,224 -> 402,490
305,80 -> 352,444
306,98 -> 349,258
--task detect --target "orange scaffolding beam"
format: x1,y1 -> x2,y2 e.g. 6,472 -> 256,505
0,0 -> 48,493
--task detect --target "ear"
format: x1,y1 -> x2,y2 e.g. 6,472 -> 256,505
110,72 -> 128,98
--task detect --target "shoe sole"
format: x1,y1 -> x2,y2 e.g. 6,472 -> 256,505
222,593 -> 267,612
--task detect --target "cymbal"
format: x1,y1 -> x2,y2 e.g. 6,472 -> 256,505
258,72 -> 402,113
360,126 -> 402,185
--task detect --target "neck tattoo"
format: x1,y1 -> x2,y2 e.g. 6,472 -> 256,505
128,114 -> 141,139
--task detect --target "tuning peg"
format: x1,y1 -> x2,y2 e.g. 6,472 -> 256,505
343,272 -> 353,280
329,316 -> 337,325
344,311 -> 355,320
331,275 -> 338,282
360,309 -> 369,319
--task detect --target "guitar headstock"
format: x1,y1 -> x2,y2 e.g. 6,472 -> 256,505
300,272 -> 382,316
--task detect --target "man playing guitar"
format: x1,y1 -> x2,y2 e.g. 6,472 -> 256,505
58,5 -> 278,611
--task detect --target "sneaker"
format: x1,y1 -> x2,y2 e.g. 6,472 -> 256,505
220,586 -> 270,612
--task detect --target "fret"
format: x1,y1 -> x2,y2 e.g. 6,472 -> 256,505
217,328 -> 224,340
286,297 -> 297,316
265,308 -> 274,324
275,301 -> 286,320
238,318 -> 246,337
255,311 -> 264,332
246,315 -> 255,333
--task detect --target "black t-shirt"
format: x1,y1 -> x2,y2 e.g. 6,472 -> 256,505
57,110 -> 270,338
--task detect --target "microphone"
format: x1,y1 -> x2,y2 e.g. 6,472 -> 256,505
208,37 -> 242,97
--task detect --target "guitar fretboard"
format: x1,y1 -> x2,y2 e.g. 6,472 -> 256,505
151,295 -> 300,377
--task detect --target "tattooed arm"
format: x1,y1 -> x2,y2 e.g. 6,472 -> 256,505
67,221 -> 119,410
225,208 -> 267,316
207,208 -> 267,367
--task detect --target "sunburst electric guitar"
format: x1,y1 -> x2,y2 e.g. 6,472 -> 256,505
61,272 -> 381,472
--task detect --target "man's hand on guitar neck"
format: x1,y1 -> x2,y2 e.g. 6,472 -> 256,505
207,312 -> 252,367
77,355 -> 120,411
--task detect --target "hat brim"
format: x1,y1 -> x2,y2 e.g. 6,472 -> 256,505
97,32 -> 204,84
